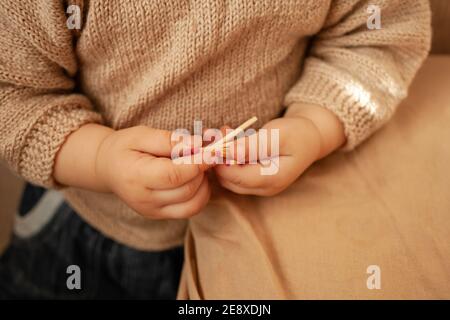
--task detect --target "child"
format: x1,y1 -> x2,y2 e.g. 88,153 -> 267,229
0,0 -> 430,299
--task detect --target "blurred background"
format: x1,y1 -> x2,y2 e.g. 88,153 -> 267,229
1,0 -> 450,254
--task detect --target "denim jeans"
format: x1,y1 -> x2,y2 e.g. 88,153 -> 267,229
0,184 -> 183,299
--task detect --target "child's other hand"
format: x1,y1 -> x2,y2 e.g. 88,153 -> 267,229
95,126 -> 211,219
214,103 -> 345,196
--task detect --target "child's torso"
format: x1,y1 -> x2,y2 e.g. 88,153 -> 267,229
76,0 -> 330,131
67,0 -> 330,250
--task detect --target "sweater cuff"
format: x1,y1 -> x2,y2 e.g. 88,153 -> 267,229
19,104 -> 103,188
284,62 -> 397,151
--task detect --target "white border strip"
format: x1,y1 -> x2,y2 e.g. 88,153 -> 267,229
14,190 -> 64,238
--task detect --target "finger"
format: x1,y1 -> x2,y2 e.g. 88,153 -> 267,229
215,155 -> 301,189
170,132 -> 203,158
139,157 -> 202,189
223,128 -> 280,164
216,176 -> 269,196
150,172 -> 204,206
174,150 -> 221,172
224,118 -> 308,164
223,134 -> 257,164
159,175 -> 211,219
195,126 -> 235,168
214,162 -> 272,188
175,126 -> 228,170
127,126 -> 174,157
129,126 -> 202,158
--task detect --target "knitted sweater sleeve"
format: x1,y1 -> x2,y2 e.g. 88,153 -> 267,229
284,0 -> 431,150
0,0 -> 101,188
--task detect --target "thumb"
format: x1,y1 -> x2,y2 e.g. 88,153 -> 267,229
132,126 -> 202,158
129,126 -> 174,157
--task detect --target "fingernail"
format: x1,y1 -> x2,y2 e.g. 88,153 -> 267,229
181,147 -> 190,156
191,147 -> 200,155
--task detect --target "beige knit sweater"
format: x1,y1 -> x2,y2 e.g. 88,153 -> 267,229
0,0 -> 431,250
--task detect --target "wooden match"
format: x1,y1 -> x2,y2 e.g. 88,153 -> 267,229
202,116 -> 258,154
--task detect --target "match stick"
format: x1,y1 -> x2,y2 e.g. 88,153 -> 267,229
203,116 -> 258,153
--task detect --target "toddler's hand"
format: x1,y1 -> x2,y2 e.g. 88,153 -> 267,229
95,126 -> 211,219
214,103 -> 345,196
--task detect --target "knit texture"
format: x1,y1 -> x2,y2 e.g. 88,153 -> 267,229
0,0 -> 431,250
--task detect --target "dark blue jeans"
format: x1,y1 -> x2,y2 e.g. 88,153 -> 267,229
0,185 -> 183,299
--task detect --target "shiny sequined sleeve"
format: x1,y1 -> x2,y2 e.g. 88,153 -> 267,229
284,0 -> 431,150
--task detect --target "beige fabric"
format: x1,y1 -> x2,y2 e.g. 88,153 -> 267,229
0,0 -> 430,250
179,56 -> 450,299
